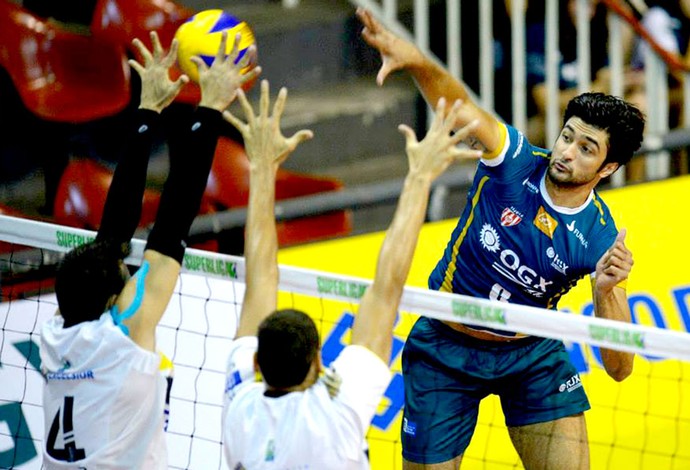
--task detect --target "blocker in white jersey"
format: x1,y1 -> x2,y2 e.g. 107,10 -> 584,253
41,313 -> 167,469
223,338 -> 390,469
37,30 -> 256,470
220,80 -> 482,467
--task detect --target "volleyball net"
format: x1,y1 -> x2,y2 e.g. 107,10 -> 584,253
1,213 -> 690,469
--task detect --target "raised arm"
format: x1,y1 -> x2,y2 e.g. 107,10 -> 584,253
121,32 -> 261,351
223,81 -> 313,338
356,7 -> 503,156
96,31 -> 188,248
592,229 -> 635,381
351,100 -> 482,362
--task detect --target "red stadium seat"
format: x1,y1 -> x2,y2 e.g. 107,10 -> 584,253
90,0 -> 192,48
53,159 -> 161,230
205,137 -> 353,247
52,158 -> 219,251
90,0 -> 201,105
0,0 -> 130,122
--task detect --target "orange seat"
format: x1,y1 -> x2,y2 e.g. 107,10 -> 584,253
53,159 -> 161,230
53,158 -> 219,252
205,138 -> 352,247
0,1 -> 130,122
90,0 -> 201,105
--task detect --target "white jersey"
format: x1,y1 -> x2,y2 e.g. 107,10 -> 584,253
40,312 -> 167,470
222,337 -> 391,470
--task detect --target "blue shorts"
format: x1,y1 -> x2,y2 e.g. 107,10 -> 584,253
401,317 -> 590,464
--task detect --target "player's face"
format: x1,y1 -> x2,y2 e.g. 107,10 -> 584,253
548,117 -> 612,187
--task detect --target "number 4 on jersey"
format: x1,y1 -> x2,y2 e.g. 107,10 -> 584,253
46,396 -> 86,462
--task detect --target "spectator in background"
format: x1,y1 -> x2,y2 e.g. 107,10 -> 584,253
525,0 -> 650,180
630,0 -> 690,176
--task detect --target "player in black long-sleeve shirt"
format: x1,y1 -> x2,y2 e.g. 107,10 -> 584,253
39,31 -> 260,469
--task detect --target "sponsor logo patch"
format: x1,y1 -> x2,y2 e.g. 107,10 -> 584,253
546,247 -> 569,275
403,417 -> 417,436
479,224 -> 501,252
559,374 -> 583,393
534,206 -> 558,239
501,207 -> 523,227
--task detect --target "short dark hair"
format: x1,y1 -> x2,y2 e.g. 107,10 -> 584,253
257,309 -> 320,389
563,92 -> 645,167
55,240 -> 131,327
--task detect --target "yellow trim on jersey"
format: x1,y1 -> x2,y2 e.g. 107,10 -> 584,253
440,175 -> 491,292
482,122 -> 508,160
532,150 -> 548,158
592,195 -> 607,225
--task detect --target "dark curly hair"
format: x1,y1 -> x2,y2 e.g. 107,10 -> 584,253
563,92 -> 645,167
257,309 -> 320,389
55,240 -> 131,327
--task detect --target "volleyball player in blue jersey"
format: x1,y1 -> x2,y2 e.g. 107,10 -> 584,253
358,8 -> 644,469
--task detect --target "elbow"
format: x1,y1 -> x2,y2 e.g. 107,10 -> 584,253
606,357 -> 634,382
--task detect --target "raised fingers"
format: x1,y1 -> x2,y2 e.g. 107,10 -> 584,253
450,119 -> 480,147
259,80 -> 270,119
397,124 -> 417,148
131,37 -> 153,65
271,87 -> 288,125
162,38 -> 180,68
236,88 -> 255,126
286,129 -> 314,150
150,31 -> 164,59
223,109 -> 246,134
214,31 -> 229,66
227,33 -> 242,65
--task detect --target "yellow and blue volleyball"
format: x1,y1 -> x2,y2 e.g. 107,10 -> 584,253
174,9 -> 256,85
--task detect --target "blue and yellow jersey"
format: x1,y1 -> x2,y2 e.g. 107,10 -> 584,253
429,123 -> 618,334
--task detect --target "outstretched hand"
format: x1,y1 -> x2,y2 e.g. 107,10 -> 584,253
129,31 -> 189,113
223,80 -> 313,171
356,7 -> 420,86
399,98 -> 482,182
595,229 -> 634,292
194,32 -> 262,112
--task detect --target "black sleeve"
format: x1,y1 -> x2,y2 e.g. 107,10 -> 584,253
96,108 -> 161,245
145,106 -> 222,263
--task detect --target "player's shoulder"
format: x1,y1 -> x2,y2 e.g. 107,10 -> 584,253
482,122 -> 550,169
588,189 -> 617,231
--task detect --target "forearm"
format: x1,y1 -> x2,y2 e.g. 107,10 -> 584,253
373,173 -> 430,306
351,172 -> 430,360
146,106 -> 222,263
594,286 -> 635,381
235,165 -> 279,337
97,109 -> 160,244
407,57 -> 501,153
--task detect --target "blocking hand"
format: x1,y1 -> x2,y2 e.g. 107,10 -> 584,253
129,31 -> 189,113
223,80 -> 313,171
399,98 -> 482,182
193,31 -> 262,112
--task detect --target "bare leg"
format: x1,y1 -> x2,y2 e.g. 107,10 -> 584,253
508,413 -> 589,470
403,455 -> 463,470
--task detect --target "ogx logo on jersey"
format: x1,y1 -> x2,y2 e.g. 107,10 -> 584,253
479,223 -> 553,298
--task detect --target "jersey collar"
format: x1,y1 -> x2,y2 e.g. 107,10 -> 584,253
539,169 -> 593,215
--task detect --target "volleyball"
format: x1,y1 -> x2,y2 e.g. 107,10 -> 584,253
174,9 -> 257,86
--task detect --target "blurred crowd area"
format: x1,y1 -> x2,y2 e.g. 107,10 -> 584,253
1,0 -> 689,226
428,0 -> 690,182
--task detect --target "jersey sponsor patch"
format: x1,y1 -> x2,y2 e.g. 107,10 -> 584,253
501,207 -> 523,227
534,206 -> 558,239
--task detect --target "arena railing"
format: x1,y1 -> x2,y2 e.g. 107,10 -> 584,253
343,0 -> 690,186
